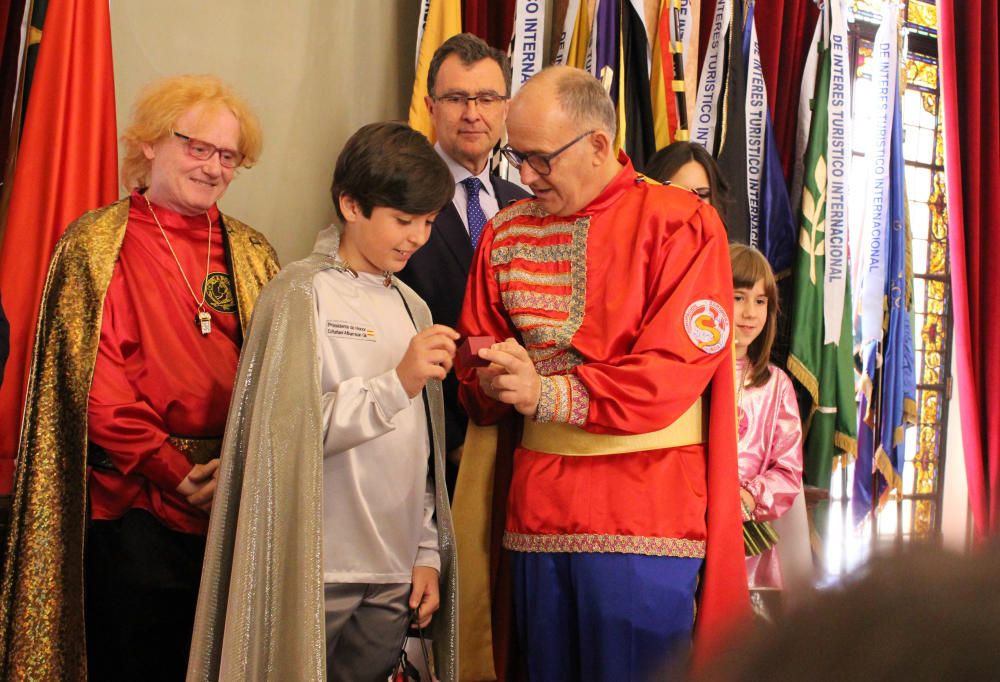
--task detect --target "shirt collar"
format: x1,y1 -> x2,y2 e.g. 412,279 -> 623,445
435,143 -> 496,199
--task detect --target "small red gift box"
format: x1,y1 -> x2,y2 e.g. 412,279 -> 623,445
458,336 -> 495,368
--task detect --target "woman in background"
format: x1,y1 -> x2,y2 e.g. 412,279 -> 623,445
645,140 -> 731,226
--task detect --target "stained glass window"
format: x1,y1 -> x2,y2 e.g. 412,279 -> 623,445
907,1 -> 938,34
851,0 -> 938,36
827,0 -> 950,575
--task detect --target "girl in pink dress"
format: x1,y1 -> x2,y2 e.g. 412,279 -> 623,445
730,244 -> 804,590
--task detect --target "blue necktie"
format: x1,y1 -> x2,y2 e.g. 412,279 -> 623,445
462,176 -> 487,249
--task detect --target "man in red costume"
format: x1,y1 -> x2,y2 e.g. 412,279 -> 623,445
0,75 -> 279,681
453,65 -> 749,680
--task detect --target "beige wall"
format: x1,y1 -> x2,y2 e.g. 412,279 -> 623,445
111,0 -> 421,264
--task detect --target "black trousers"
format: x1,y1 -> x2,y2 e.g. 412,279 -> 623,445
85,509 -> 206,682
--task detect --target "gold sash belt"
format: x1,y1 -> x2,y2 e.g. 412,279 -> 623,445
88,435 -> 221,471
168,435 -> 223,465
521,398 -> 705,456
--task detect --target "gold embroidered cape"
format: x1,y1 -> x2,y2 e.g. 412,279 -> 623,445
0,198 -> 279,680
186,227 -> 458,682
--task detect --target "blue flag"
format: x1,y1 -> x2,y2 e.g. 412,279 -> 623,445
852,83 -> 918,523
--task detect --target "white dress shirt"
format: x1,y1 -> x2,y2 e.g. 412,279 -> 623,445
313,268 -> 439,584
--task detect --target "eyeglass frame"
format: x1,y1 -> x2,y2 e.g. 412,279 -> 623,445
430,91 -> 510,109
499,129 -> 596,177
172,131 -> 245,169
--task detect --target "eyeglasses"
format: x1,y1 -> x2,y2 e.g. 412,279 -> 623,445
431,91 -> 508,109
173,132 -> 245,169
499,130 -> 595,176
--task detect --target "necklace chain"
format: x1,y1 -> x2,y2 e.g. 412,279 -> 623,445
144,195 -> 212,311
334,250 -> 392,288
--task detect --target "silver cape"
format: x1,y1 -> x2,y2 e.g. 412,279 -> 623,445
187,227 -> 458,681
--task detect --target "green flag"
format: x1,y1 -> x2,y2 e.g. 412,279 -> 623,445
787,12 -> 857,495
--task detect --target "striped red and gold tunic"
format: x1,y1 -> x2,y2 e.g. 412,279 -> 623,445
457,154 -> 749,654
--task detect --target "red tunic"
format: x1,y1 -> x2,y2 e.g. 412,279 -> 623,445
87,192 -> 242,535
457,154 -> 749,658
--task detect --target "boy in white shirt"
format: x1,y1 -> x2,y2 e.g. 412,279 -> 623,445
189,122 -> 460,682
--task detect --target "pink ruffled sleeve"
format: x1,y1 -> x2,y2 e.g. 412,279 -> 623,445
743,368 -> 803,520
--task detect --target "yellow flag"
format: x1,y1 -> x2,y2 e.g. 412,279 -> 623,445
615,37 -> 626,154
566,1 -> 591,69
650,0 -> 672,149
408,0 -> 462,140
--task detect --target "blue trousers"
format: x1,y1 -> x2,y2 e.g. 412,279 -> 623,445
511,552 -> 702,682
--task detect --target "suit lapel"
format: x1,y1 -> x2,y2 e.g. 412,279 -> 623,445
490,173 -> 527,208
432,174 -> 526,274
435,201 -> 474,272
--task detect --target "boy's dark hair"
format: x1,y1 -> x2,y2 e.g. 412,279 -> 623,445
644,140 -> 731,225
427,32 -> 512,97
331,121 -> 454,222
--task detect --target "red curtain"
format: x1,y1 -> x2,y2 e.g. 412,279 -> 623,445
939,0 -> 1000,541
463,0 -> 516,50
0,0 -> 118,493
697,0 -> 819,181
752,0 -> 819,182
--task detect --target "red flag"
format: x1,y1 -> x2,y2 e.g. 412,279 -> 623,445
0,0 -> 117,493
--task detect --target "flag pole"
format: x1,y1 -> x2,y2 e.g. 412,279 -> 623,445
870,340 -> 885,554
669,0 -> 689,140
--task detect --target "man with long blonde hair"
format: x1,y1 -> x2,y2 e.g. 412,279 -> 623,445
0,74 -> 278,681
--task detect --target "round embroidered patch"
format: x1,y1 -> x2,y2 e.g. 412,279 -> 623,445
683,299 -> 730,354
202,272 -> 237,313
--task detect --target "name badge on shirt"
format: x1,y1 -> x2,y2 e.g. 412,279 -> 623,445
326,319 -> 376,341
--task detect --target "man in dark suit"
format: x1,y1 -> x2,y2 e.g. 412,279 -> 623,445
399,33 -> 529,495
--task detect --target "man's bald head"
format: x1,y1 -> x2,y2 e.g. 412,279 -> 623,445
504,66 -> 623,216
512,66 -> 617,139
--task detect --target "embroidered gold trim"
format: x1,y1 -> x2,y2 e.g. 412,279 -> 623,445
501,290 -> 569,314
536,375 -> 562,422
503,532 -> 706,558
494,199 -> 549,224
559,217 -> 591,350
534,375 -> 588,425
534,348 -> 585,376
490,219 -> 588,346
531,346 -> 565,362
492,243 -> 576,265
496,269 -> 571,287
494,223 -> 579,241
511,314 -> 563,329
491,214 -> 591,418
568,375 -> 589,424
